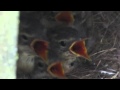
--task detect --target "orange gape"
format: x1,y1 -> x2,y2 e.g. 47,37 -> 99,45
55,11 -> 75,25
69,39 -> 91,60
47,62 -> 66,79
30,39 -> 49,62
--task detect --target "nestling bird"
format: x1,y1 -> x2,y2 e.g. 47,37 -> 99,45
17,11 -> 51,79
45,11 -> 91,78
46,11 -> 91,62
17,36 -> 53,79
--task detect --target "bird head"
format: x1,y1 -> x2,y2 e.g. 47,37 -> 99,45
69,38 -> 91,60
55,11 -> 75,25
30,39 -> 49,63
47,61 -> 67,79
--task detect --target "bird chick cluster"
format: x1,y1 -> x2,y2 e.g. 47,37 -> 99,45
17,11 -> 91,79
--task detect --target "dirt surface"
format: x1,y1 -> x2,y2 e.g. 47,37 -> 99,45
18,11 -> 120,79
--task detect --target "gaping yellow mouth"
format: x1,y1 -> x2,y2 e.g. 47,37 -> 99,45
55,11 -> 75,25
47,62 -> 66,79
69,39 -> 91,60
30,39 -> 49,62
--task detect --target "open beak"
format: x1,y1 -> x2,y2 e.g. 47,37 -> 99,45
69,39 -> 91,60
30,39 -> 49,62
55,11 -> 75,25
47,62 -> 66,79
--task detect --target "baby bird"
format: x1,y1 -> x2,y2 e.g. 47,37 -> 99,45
17,11 -> 50,79
17,34 -> 52,79
45,11 -> 91,78
17,32 -> 36,77
46,25 -> 88,77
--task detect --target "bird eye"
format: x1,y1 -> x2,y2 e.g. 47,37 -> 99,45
20,34 -> 28,41
59,40 -> 66,47
70,62 -> 74,67
38,62 -> 44,68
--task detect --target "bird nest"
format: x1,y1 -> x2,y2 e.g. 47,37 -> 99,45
18,11 -> 120,79
67,11 -> 120,79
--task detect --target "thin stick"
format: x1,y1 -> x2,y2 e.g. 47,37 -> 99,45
111,72 -> 119,79
90,48 -> 116,57
95,60 -> 101,70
